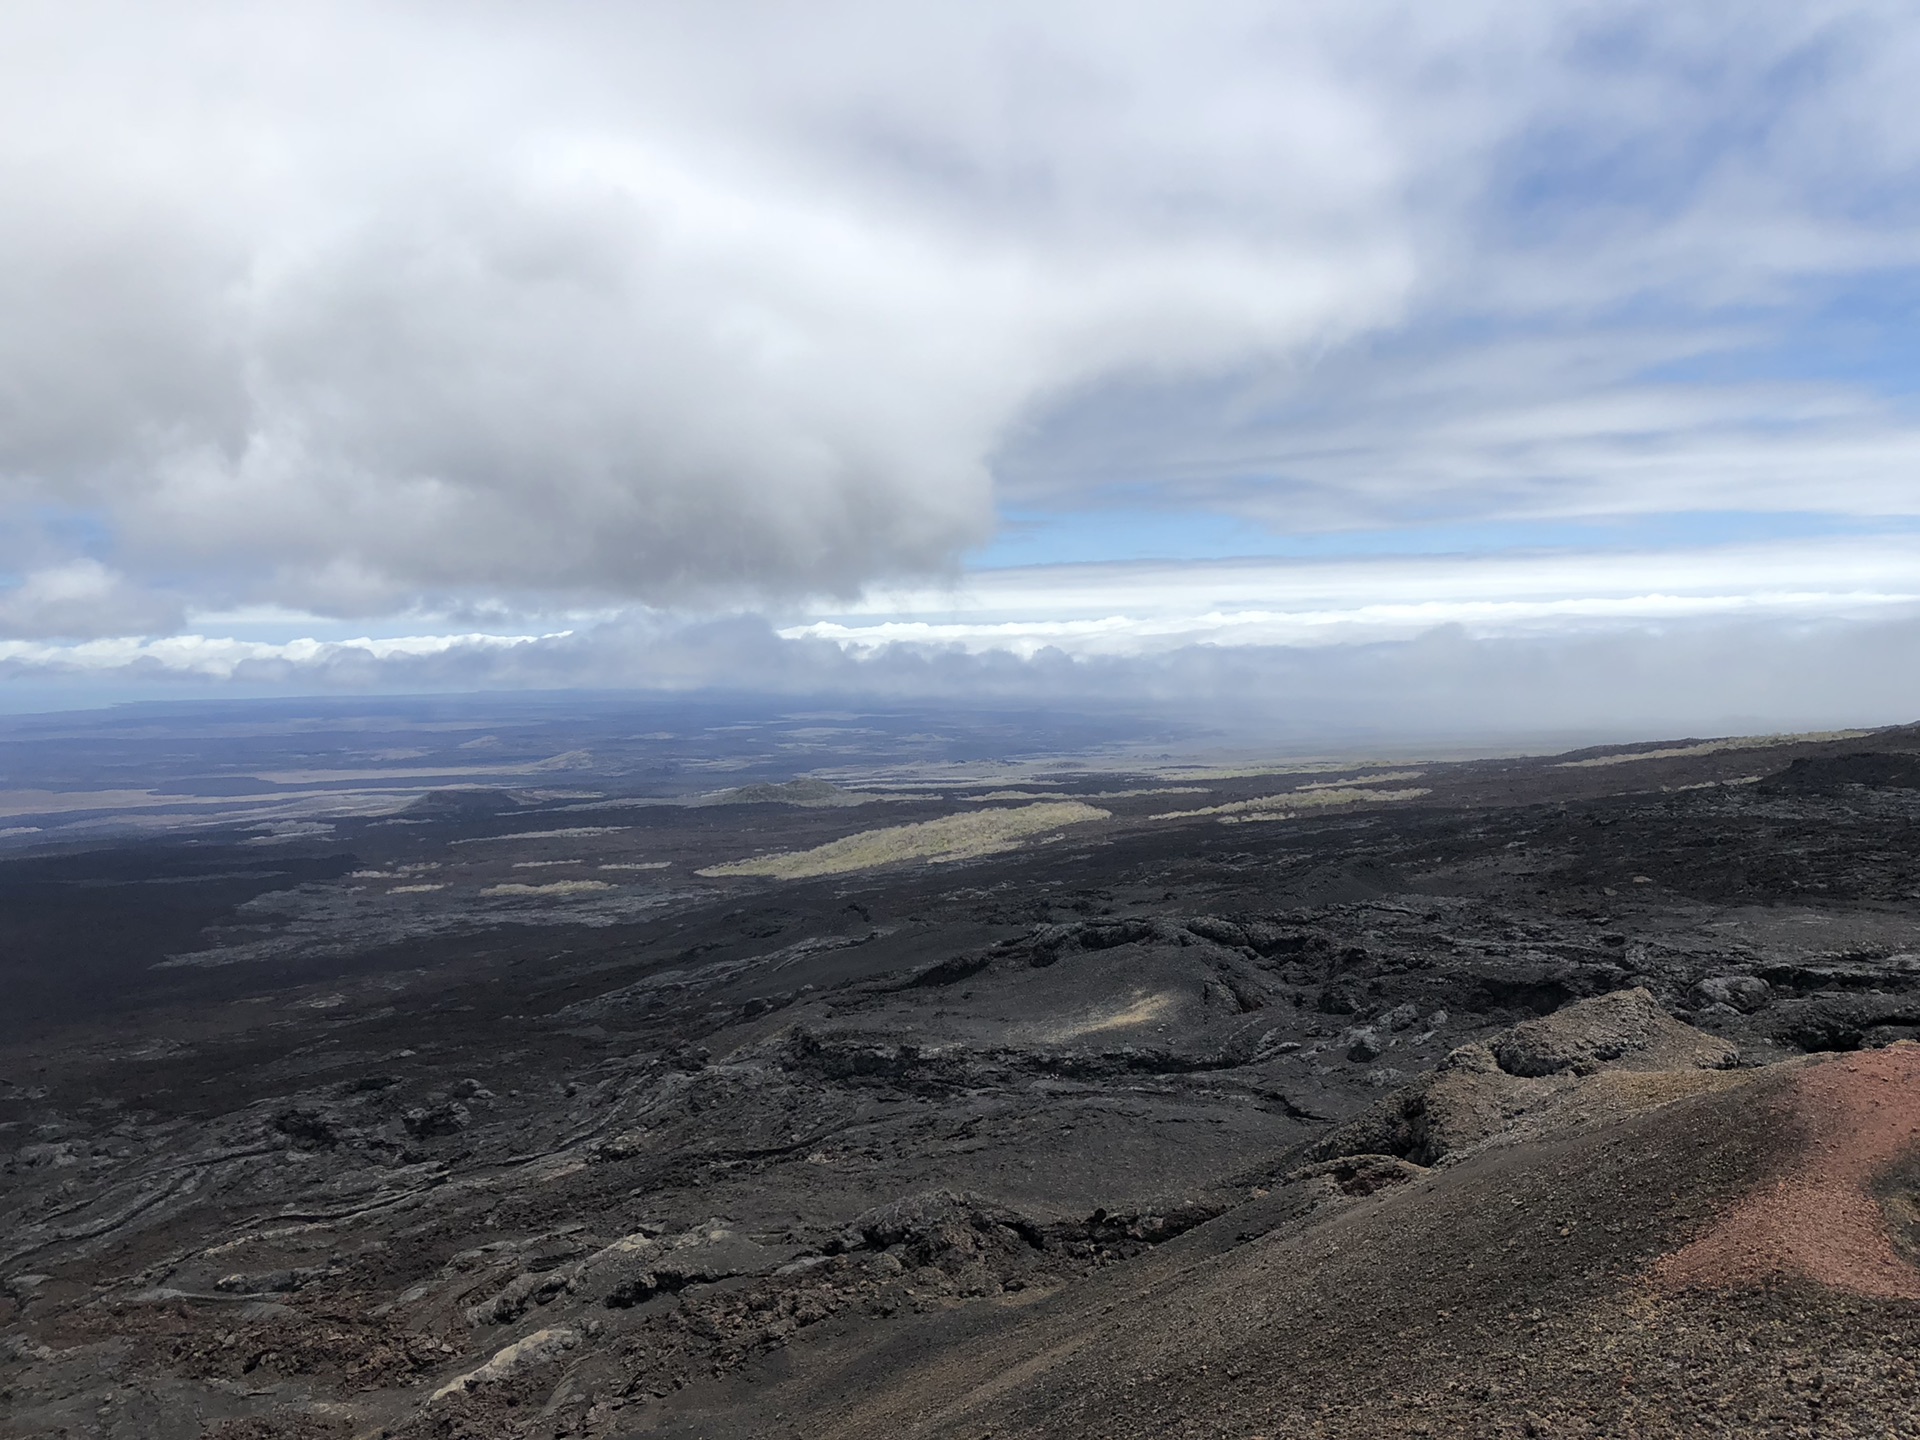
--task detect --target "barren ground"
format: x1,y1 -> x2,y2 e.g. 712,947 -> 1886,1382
4,717 -> 1920,1437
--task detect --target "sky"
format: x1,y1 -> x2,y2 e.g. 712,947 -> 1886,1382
4,0 -> 1920,739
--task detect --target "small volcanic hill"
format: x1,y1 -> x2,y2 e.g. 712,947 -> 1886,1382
758,1002 -> 1920,1440
403,787 -> 530,820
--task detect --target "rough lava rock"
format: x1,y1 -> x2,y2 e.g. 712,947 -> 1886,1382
1491,986 -> 1737,1077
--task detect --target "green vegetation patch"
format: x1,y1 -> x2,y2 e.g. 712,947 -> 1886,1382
1152,786 -> 1430,821
698,801 -> 1111,878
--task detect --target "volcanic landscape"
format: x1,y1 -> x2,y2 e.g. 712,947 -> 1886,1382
5,701 -> 1920,1438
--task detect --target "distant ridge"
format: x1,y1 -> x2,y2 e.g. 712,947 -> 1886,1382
401,787 -> 526,819
706,778 -> 868,808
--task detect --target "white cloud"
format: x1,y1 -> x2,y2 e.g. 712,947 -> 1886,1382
789,538 -> 1920,654
994,4 -> 1920,527
5,607 -> 1918,747
1002,318 -> 1920,528
0,0 -> 1424,621
0,629 -> 555,681
0,561 -> 183,640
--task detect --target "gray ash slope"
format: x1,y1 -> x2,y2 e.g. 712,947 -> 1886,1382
5,727 -> 1920,1437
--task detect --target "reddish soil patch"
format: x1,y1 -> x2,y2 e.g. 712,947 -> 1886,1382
1656,1043 -> 1920,1299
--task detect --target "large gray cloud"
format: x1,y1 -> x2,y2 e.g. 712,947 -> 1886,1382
0,0 -> 1424,628
4,1 -> 1917,641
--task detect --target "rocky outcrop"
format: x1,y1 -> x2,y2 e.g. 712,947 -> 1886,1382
1311,988 -> 1735,1167
429,1326 -> 578,1404
1490,986 -> 1736,1077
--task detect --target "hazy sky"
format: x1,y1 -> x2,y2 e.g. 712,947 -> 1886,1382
4,1 -> 1920,737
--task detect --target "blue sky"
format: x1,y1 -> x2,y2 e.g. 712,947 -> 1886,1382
2,1 -> 1920,737
968,508 -> 1920,570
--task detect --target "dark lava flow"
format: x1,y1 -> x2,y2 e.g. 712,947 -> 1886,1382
6,727 -> 1920,1437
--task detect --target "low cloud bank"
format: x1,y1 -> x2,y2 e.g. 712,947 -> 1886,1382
5,610 -> 1917,746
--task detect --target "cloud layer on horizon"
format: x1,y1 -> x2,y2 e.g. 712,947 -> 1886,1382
6,605 -> 1920,751
4,1 -> 1920,640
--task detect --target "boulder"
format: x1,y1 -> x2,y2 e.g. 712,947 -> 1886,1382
1184,915 -> 1249,948
463,1269 -> 571,1326
272,1108 -> 342,1150
843,1189 -> 1045,1261
429,1327 -> 577,1404
577,1221 -> 791,1308
403,1101 -> 471,1138
1691,975 -> 1771,1013
1311,990 -> 1735,1167
1491,987 -> 1735,1077
1308,1042 -> 1545,1167
1345,1028 -> 1384,1063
